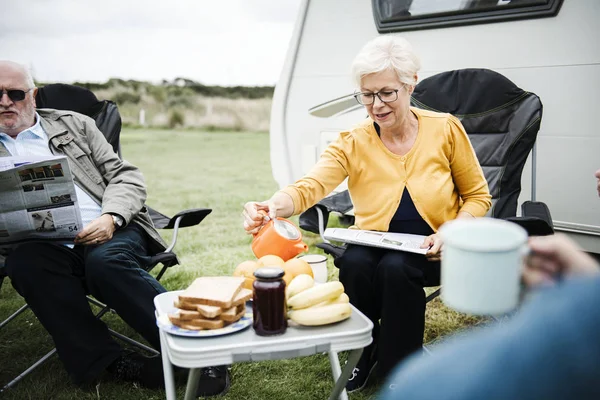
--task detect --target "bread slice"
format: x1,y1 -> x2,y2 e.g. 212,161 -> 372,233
220,304 -> 246,323
178,276 -> 245,308
169,309 -> 202,320
231,288 -> 252,307
169,315 -> 225,330
174,299 -> 200,311
174,299 -> 223,318
195,304 -> 223,319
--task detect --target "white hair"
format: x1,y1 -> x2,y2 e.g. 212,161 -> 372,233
0,60 -> 35,88
351,36 -> 421,87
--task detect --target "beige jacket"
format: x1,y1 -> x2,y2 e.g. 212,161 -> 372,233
0,109 -> 167,254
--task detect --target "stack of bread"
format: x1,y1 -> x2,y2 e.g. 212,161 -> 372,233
168,276 -> 252,330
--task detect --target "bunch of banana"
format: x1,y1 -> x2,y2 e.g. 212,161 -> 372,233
285,274 -> 352,326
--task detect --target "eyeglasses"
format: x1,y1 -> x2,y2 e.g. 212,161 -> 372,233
0,88 -> 33,102
354,89 -> 400,105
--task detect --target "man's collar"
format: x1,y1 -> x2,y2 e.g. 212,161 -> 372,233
27,113 -> 46,139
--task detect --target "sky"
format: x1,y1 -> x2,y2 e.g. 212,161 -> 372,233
1,0 -> 302,86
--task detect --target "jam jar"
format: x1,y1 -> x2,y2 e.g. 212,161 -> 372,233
252,267 -> 287,336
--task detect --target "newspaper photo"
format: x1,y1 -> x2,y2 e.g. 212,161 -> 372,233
323,228 -> 429,255
0,155 -> 83,247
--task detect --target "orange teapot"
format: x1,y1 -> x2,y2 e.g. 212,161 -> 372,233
251,217 -> 309,261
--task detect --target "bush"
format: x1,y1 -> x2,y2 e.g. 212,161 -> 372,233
113,91 -> 141,105
168,110 -> 185,128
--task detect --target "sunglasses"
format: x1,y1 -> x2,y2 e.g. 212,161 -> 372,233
0,88 -> 33,102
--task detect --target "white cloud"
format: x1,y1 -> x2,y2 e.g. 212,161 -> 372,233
0,0 -> 301,86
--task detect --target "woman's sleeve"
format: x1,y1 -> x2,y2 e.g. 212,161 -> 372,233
280,132 -> 353,215
447,116 -> 492,217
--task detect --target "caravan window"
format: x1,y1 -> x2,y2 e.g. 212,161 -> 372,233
373,0 -> 563,32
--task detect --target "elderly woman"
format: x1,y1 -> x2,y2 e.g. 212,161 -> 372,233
242,36 -> 491,392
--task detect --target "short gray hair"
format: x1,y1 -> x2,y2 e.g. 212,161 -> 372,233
0,60 -> 35,88
351,36 -> 421,87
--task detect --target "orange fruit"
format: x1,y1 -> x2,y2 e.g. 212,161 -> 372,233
233,260 -> 260,290
256,254 -> 285,268
283,257 -> 313,280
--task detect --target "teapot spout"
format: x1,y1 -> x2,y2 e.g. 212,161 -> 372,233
294,242 -> 309,255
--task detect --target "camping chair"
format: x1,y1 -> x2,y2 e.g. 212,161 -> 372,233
0,83 -> 212,392
299,68 -> 554,306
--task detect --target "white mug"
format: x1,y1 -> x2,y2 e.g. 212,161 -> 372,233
298,254 -> 328,283
438,218 -> 528,315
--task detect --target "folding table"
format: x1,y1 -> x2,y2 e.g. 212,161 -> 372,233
154,291 -> 373,400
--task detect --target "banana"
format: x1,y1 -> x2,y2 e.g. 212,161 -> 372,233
312,292 -> 349,308
289,302 -> 352,326
286,274 -> 314,300
287,281 -> 344,309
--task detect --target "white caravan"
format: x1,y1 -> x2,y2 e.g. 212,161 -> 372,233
270,0 -> 600,253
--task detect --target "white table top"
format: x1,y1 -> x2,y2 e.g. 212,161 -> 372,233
155,290 -> 373,369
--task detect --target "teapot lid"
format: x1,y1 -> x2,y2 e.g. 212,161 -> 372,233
273,219 -> 300,240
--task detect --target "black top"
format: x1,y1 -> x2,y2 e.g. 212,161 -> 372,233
373,123 -> 433,236
388,188 -> 433,236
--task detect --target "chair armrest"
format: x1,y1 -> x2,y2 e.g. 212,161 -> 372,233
148,207 -> 212,230
521,201 -> 554,229
299,191 -> 354,235
505,201 -> 554,236
163,208 -> 212,230
316,242 -> 346,260
147,207 -> 212,253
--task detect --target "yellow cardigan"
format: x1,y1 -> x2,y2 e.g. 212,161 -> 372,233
281,107 -> 492,232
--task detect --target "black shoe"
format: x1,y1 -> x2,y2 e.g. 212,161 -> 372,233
346,342 -> 378,393
346,359 -> 378,393
195,366 -> 231,397
106,350 -> 164,389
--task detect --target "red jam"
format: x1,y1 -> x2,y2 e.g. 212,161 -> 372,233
252,267 -> 287,336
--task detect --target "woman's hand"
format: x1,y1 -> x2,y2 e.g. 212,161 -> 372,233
242,193 -> 295,235
523,234 -> 599,287
421,233 -> 443,261
242,201 -> 271,235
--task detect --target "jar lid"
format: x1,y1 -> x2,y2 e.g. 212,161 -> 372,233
254,267 -> 285,280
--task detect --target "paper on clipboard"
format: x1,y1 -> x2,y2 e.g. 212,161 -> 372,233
323,228 -> 428,255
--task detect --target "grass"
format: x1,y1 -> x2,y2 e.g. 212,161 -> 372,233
0,129 -> 481,399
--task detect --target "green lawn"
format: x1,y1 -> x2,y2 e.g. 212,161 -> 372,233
0,129 -> 479,399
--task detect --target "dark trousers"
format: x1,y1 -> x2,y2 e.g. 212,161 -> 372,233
336,244 -> 440,378
5,224 -> 166,385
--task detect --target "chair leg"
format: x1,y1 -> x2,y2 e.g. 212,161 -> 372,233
108,328 -> 159,355
1,348 -> 56,393
87,296 -> 159,355
0,303 -> 30,330
426,288 -> 441,303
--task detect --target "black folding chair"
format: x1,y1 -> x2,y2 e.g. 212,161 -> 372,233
299,68 -> 554,306
0,83 -> 211,392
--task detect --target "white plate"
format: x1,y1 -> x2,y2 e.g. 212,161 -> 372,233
156,312 -> 253,338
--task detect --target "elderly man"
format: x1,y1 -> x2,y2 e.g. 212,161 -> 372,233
0,61 -> 229,396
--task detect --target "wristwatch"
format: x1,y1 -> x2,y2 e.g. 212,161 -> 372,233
110,214 -> 125,230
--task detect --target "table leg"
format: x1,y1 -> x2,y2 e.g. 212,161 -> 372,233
184,368 -> 202,400
328,348 -> 363,400
159,332 -> 177,400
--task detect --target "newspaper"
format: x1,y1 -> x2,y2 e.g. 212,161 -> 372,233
0,155 -> 83,247
323,228 -> 429,255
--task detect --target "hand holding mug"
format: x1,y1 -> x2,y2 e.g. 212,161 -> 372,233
523,234 -> 599,287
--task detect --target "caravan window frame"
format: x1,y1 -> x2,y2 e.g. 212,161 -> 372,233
372,0 -> 564,33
